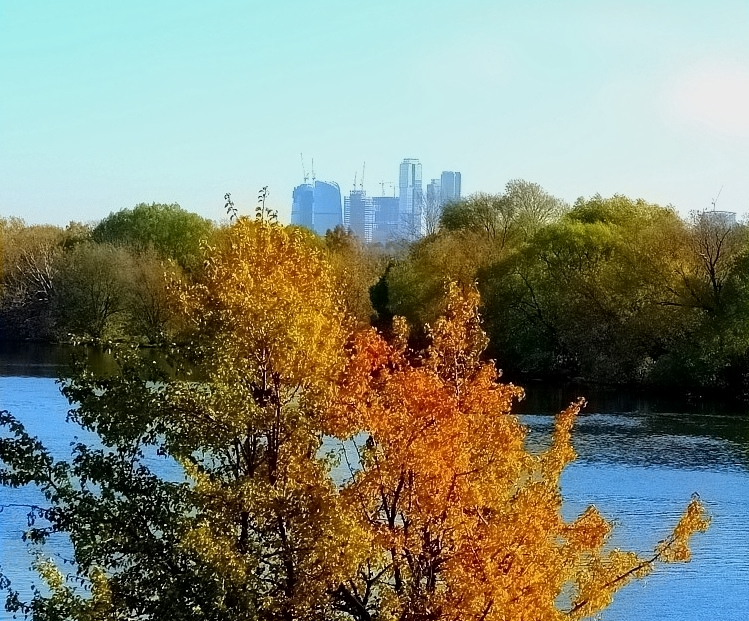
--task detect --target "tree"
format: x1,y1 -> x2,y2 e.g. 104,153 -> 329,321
481,195 -> 693,382
52,242 -> 135,340
124,249 -> 183,343
0,212 -> 364,620
323,225 -> 387,327
0,221 -> 78,339
92,203 -> 214,270
330,283 -> 709,621
1,229 -> 709,620
653,211 -> 749,389
440,181 -> 567,250
169,213 -> 364,620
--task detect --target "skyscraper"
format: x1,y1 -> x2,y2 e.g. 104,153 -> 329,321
291,183 -> 314,229
312,180 -> 343,234
290,180 -> 343,235
426,178 -> 441,206
440,171 -> 461,205
371,195 -> 400,244
399,158 -> 423,238
344,189 -> 375,242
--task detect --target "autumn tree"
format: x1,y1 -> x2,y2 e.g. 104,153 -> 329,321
330,282 -> 709,621
169,212 -> 365,620
0,210 -> 364,620
0,217 -> 709,621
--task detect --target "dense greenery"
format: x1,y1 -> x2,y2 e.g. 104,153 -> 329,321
0,211 -> 709,620
384,188 -> 749,394
3,185 -> 749,393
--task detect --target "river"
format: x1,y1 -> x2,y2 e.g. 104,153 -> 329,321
1,343 -> 748,620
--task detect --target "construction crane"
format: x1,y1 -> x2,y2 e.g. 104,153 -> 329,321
380,181 -> 396,197
299,153 -> 309,183
360,162 -> 366,191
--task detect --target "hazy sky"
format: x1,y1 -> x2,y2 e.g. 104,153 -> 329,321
3,1 -> 749,226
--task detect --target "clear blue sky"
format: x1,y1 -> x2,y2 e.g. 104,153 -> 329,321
2,0 -> 749,226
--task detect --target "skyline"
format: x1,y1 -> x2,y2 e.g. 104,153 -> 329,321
3,1 -> 749,227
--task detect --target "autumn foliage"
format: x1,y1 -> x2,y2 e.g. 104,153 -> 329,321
332,283 -> 709,621
0,214 -> 709,621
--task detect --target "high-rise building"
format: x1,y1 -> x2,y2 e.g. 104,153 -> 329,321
291,183 -> 314,229
291,180 -> 343,235
371,195 -> 400,244
344,189 -> 375,242
440,171 -> 461,205
427,179 -> 441,205
312,180 -> 343,234
399,158 -> 423,238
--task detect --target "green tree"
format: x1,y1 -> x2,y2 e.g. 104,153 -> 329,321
481,195 -> 690,382
52,242 -> 135,340
92,203 -> 214,270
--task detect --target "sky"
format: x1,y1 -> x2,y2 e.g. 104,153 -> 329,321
2,0 -> 749,226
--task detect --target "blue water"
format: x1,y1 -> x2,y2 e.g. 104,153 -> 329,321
2,370 -> 749,620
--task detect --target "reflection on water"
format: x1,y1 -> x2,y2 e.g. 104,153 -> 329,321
1,346 -> 749,621
524,412 -> 749,472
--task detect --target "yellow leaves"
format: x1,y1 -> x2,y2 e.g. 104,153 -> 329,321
656,497 -> 711,563
568,498 -> 710,620
541,398 -> 583,481
31,558 -> 118,621
565,506 -> 612,551
176,217 -> 348,405
426,281 -> 489,395
571,549 -> 653,619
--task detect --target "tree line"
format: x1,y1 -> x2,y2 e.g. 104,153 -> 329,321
0,208 -> 708,620
382,181 -> 749,394
3,183 -> 749,395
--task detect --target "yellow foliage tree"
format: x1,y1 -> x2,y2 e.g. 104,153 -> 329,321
1,216 -> 708,621
331,282 -> 709,621
169,214 -> 365,620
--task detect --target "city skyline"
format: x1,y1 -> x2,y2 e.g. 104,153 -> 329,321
3,2 -> 749,226
294,157 -> 462,241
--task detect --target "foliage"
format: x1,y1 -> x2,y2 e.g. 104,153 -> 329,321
169,215 -> 363,620
0,220 -> 89,339
51,242 -> 135,340
323,225 -> 387,327
92,203 -> 214,270
124,249 -> 183,343
330,282 -> 708,621
481,196 -> 698,382
0,202 -> 712,621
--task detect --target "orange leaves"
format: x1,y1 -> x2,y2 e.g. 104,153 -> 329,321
656,498 -> 711,563
332,281 -> 709,621
565,506 -> 612,551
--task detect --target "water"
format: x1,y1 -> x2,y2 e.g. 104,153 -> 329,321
1,345 -> 749,620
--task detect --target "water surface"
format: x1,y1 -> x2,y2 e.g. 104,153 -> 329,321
1,346 -> 748,620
